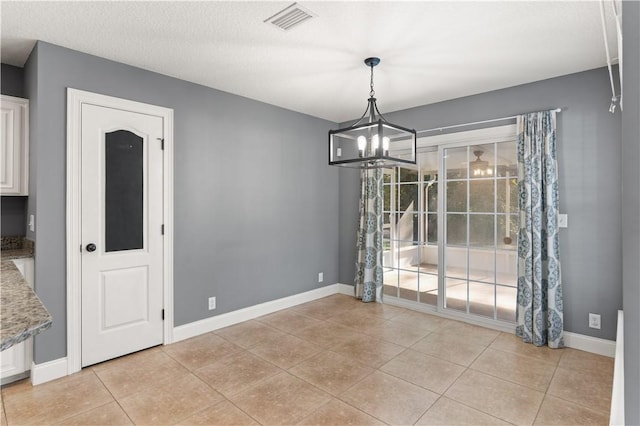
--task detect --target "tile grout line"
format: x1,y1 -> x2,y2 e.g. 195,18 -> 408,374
91,368 -> 137,425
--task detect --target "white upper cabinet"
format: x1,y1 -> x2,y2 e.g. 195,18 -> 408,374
1,95 -> 29,196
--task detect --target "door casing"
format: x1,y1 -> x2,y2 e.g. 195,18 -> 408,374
66,88 -> 174,375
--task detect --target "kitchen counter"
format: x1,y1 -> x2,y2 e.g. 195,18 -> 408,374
1,255 -> 52,352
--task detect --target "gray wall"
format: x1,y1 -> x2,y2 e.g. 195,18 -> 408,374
1,63 -> 25,97
25,41 -> 340,364
622,1 -> 640,423
339,67 -> 623,341
1,63 -> 28,237
1,197 -> 27,236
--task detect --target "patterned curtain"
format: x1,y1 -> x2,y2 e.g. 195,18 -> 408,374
354,168 -> 384,302
516,110 -> 564,348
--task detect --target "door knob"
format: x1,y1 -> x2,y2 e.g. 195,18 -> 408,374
86,243 -> 97,252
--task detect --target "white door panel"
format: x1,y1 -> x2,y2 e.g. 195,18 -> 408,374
81,104 -> 163,367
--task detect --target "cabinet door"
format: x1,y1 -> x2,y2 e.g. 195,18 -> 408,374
1,95 -> 29,195
0,259 -> 34,383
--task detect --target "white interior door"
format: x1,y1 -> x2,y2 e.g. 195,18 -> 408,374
81,103 -> 164,367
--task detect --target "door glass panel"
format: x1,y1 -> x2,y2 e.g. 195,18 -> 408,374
497,285 -> 517,322
469,248 -> 495,284
105,130 -> 144,252
443,139 -> 517,322
469,214 -> 495,248
446,213 -> 467,245
496,142 -> 517,177
469,281 -> 495,318
497,214 -> 518,249
469,180 -> 495,212
470,144 -> 495,179
383,267 -> 399,297
445,147 -> 467,179
446,181 -> 467,212
445,277 -> 467,312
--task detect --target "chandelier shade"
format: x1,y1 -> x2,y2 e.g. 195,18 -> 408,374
470,150 -> 494,177
328,58 -> 416,169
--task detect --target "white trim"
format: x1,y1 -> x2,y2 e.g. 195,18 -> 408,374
173,284 -> 341,342
383,295 -> 616,355
337,283 -> 354,295
610,310 -> 624,426
417,124 -> 517,149
563,331 -> 616,358
66,89 -> 174,374
382,295 -> 516,334
30,358 -> 68,385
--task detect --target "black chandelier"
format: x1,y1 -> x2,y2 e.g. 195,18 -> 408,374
328,57 -> 417,169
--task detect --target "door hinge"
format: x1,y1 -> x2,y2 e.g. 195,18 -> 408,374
157,137 -> 164,150
161,224 -> 165,235
162,309 -> 165,320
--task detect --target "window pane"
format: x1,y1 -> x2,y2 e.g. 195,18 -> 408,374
399,167 -> 419,183
469,248 -> 495,284
399,184 -> 419,212
426,182 -> 438,212
446,181 -> 467,212
399,269 -> 419,302
427,213 -> 437,244
398,240 -> 420,271
446,213 -> 467,246
419,273 -> 438,306
496,141 -> 517,178
383,185 -> 392,211
105,130 -> 144,252
445,147 -> 468,179
469,180 -> 495,212
383,267 -> 399,297
469,281 -> 495,318
420,150 -> 439,181
397,212 -> 419,242
445,245 -> 467,278
469,214 -> 495,247
445,277 -> 467,312
496,249 -> 517,286
496,178 -> 518,214
383,169 -> 393,183
470,144 -> 495,179
497,214 -> 518,249
497,285 -> 517,321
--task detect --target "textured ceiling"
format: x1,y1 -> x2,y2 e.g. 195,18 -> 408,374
1,1 -> 619,122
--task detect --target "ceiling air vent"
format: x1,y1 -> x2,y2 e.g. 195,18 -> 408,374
264,3 -> 315,31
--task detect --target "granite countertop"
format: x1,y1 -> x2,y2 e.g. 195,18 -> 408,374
1,238 -> 52,351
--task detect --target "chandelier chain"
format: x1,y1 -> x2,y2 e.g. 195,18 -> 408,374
369,64 -> 375,98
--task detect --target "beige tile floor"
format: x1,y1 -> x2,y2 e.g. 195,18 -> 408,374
1,294 -> 613,425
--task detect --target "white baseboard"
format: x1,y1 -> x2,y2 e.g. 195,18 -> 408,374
563,331 -> 616,358
337,283 -> 354,295
173,283 -> 343,342
31,357 -> 68,385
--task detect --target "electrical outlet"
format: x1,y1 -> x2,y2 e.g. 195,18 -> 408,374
589,313 -> 601,329
208,296 -> 216,310
318,272 -> 324,283
558,214 -> 568,228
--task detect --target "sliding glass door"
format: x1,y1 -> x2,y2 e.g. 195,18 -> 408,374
382,126 -> 518,325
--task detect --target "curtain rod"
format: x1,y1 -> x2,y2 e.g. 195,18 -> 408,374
416,108 -> 562,135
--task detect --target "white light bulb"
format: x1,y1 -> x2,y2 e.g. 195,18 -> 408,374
382,136 -> 390,152
487,168 -> 493,175
357,136 -> 367,152
372,134 -> 379,151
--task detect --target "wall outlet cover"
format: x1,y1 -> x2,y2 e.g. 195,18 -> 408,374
588,313 -> 601,329
208,297 -> 216,310
318,272 -> 323,283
